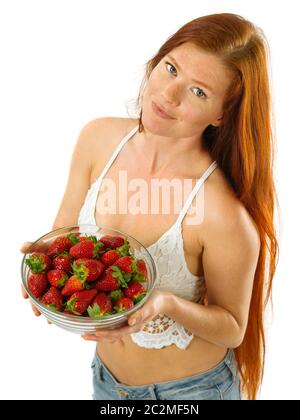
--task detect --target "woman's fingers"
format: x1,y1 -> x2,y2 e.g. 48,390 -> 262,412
20,240 -> 48,254
31,302 -> 41,316
20,241 -> 33,253
21,284 -> 28,299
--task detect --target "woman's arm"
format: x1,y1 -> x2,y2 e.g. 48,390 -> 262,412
165,203 -> 261,349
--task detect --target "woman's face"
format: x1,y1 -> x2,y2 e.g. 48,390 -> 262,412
141,42 -> 232,139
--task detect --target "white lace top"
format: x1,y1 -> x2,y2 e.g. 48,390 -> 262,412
78,124 -> 218,350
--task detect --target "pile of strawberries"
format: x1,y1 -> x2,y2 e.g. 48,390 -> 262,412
25,233 -> 147,318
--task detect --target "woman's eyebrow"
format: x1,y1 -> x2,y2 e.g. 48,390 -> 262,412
166,54 -> 215,94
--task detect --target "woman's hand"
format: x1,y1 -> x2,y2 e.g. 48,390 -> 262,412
81,289 -> 173,343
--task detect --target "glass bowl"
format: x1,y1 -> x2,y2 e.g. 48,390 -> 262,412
21,224 -> 158,335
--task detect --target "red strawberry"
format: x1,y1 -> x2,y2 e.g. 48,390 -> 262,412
52,253 -> 73,272
65,289 -> 98,315
99,235 -> 125,249
69,239 -> 105,259
72,258 -> 105,282
46,234 -> 79,258
87,293 -> 113,318
101,249 -> 120,266
133,259 -> 148,282
114,256 -> 135,273
95,266 -> 128,292
78,235 -> 100,242
63,310 -> 74,315
114,297 -> 134,313
61,275 -> 85,296
40,286 -> 63,311
28,273 -> 48,298
124,281 -> 146,303
25,253 -> 52,273
47,269 -> 69,288
78,235 -> 90,242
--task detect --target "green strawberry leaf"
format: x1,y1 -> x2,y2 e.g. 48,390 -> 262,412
132,273 -> 146,283
65,297 -> 80,314
87,304 -> 102,319
133,292 -> 147,303
72,261 -> 88,281
123,273 -> 133,283
131,259 -> 139,273
67,233 -> 80,244
110,266 -> 128,288
113,304 -> 125,313
87,235 -> 98,243
109,289 -> 124,302
47,303 -> 60,312
25,255 -> 46,273
116,242 -> 131,257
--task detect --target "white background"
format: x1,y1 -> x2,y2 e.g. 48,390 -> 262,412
0,0 -> 299,400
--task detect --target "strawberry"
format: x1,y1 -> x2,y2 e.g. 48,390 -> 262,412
124,281 -> 147,303
95,266 -> 128,292
47,269 -> 69,288
87,293 -> 113,318
78,235 -> 90,242
25,252 -> 52,273
78,235 -> 99,242
52,253 -> 73,272
46,234 -> 79,258
99,235 -> 125,249
101,249 -> 120,266
61,275 -> 85,296
71,258 -> 105,282
133,259 -> 148,282
65,289 -> 98,315
69,238 -> 105,259
114,256 -> 135,273
40,286 -> 63,311
28,273 -> 48,298
114,297 -> 134,313
98,236 -> 131,256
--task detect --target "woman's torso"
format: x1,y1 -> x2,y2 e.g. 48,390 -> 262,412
87,117 -> 235,386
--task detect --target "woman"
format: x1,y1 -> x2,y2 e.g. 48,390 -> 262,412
21,13 -> 279,400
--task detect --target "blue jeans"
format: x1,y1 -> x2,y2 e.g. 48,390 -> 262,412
91,348 -> 242,400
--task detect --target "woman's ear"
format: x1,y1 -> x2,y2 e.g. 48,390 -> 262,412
212,115 -> 223,127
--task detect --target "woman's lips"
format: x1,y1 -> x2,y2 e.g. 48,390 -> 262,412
152,101 -> 175,120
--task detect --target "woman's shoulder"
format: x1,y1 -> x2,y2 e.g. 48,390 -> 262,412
200,169 -> 260,249
88,116 -> 139,185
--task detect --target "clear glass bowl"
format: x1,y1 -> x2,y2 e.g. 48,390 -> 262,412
21,224 -> 158,335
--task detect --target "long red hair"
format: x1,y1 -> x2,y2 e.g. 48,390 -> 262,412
131,13 -> 280,400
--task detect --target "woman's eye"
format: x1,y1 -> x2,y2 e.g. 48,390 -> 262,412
166,61 -> 176,75
165,62 -> 207,99
166,62 -> 177,75
193,88 -> 207,99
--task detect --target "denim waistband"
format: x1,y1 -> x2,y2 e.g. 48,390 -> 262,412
92,347 -> 238,392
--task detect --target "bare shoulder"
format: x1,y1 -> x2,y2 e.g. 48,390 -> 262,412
89,117 -> 139,184
201,169 -> 260,250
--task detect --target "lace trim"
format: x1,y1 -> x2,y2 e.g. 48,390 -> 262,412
130,314 -> 194,350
